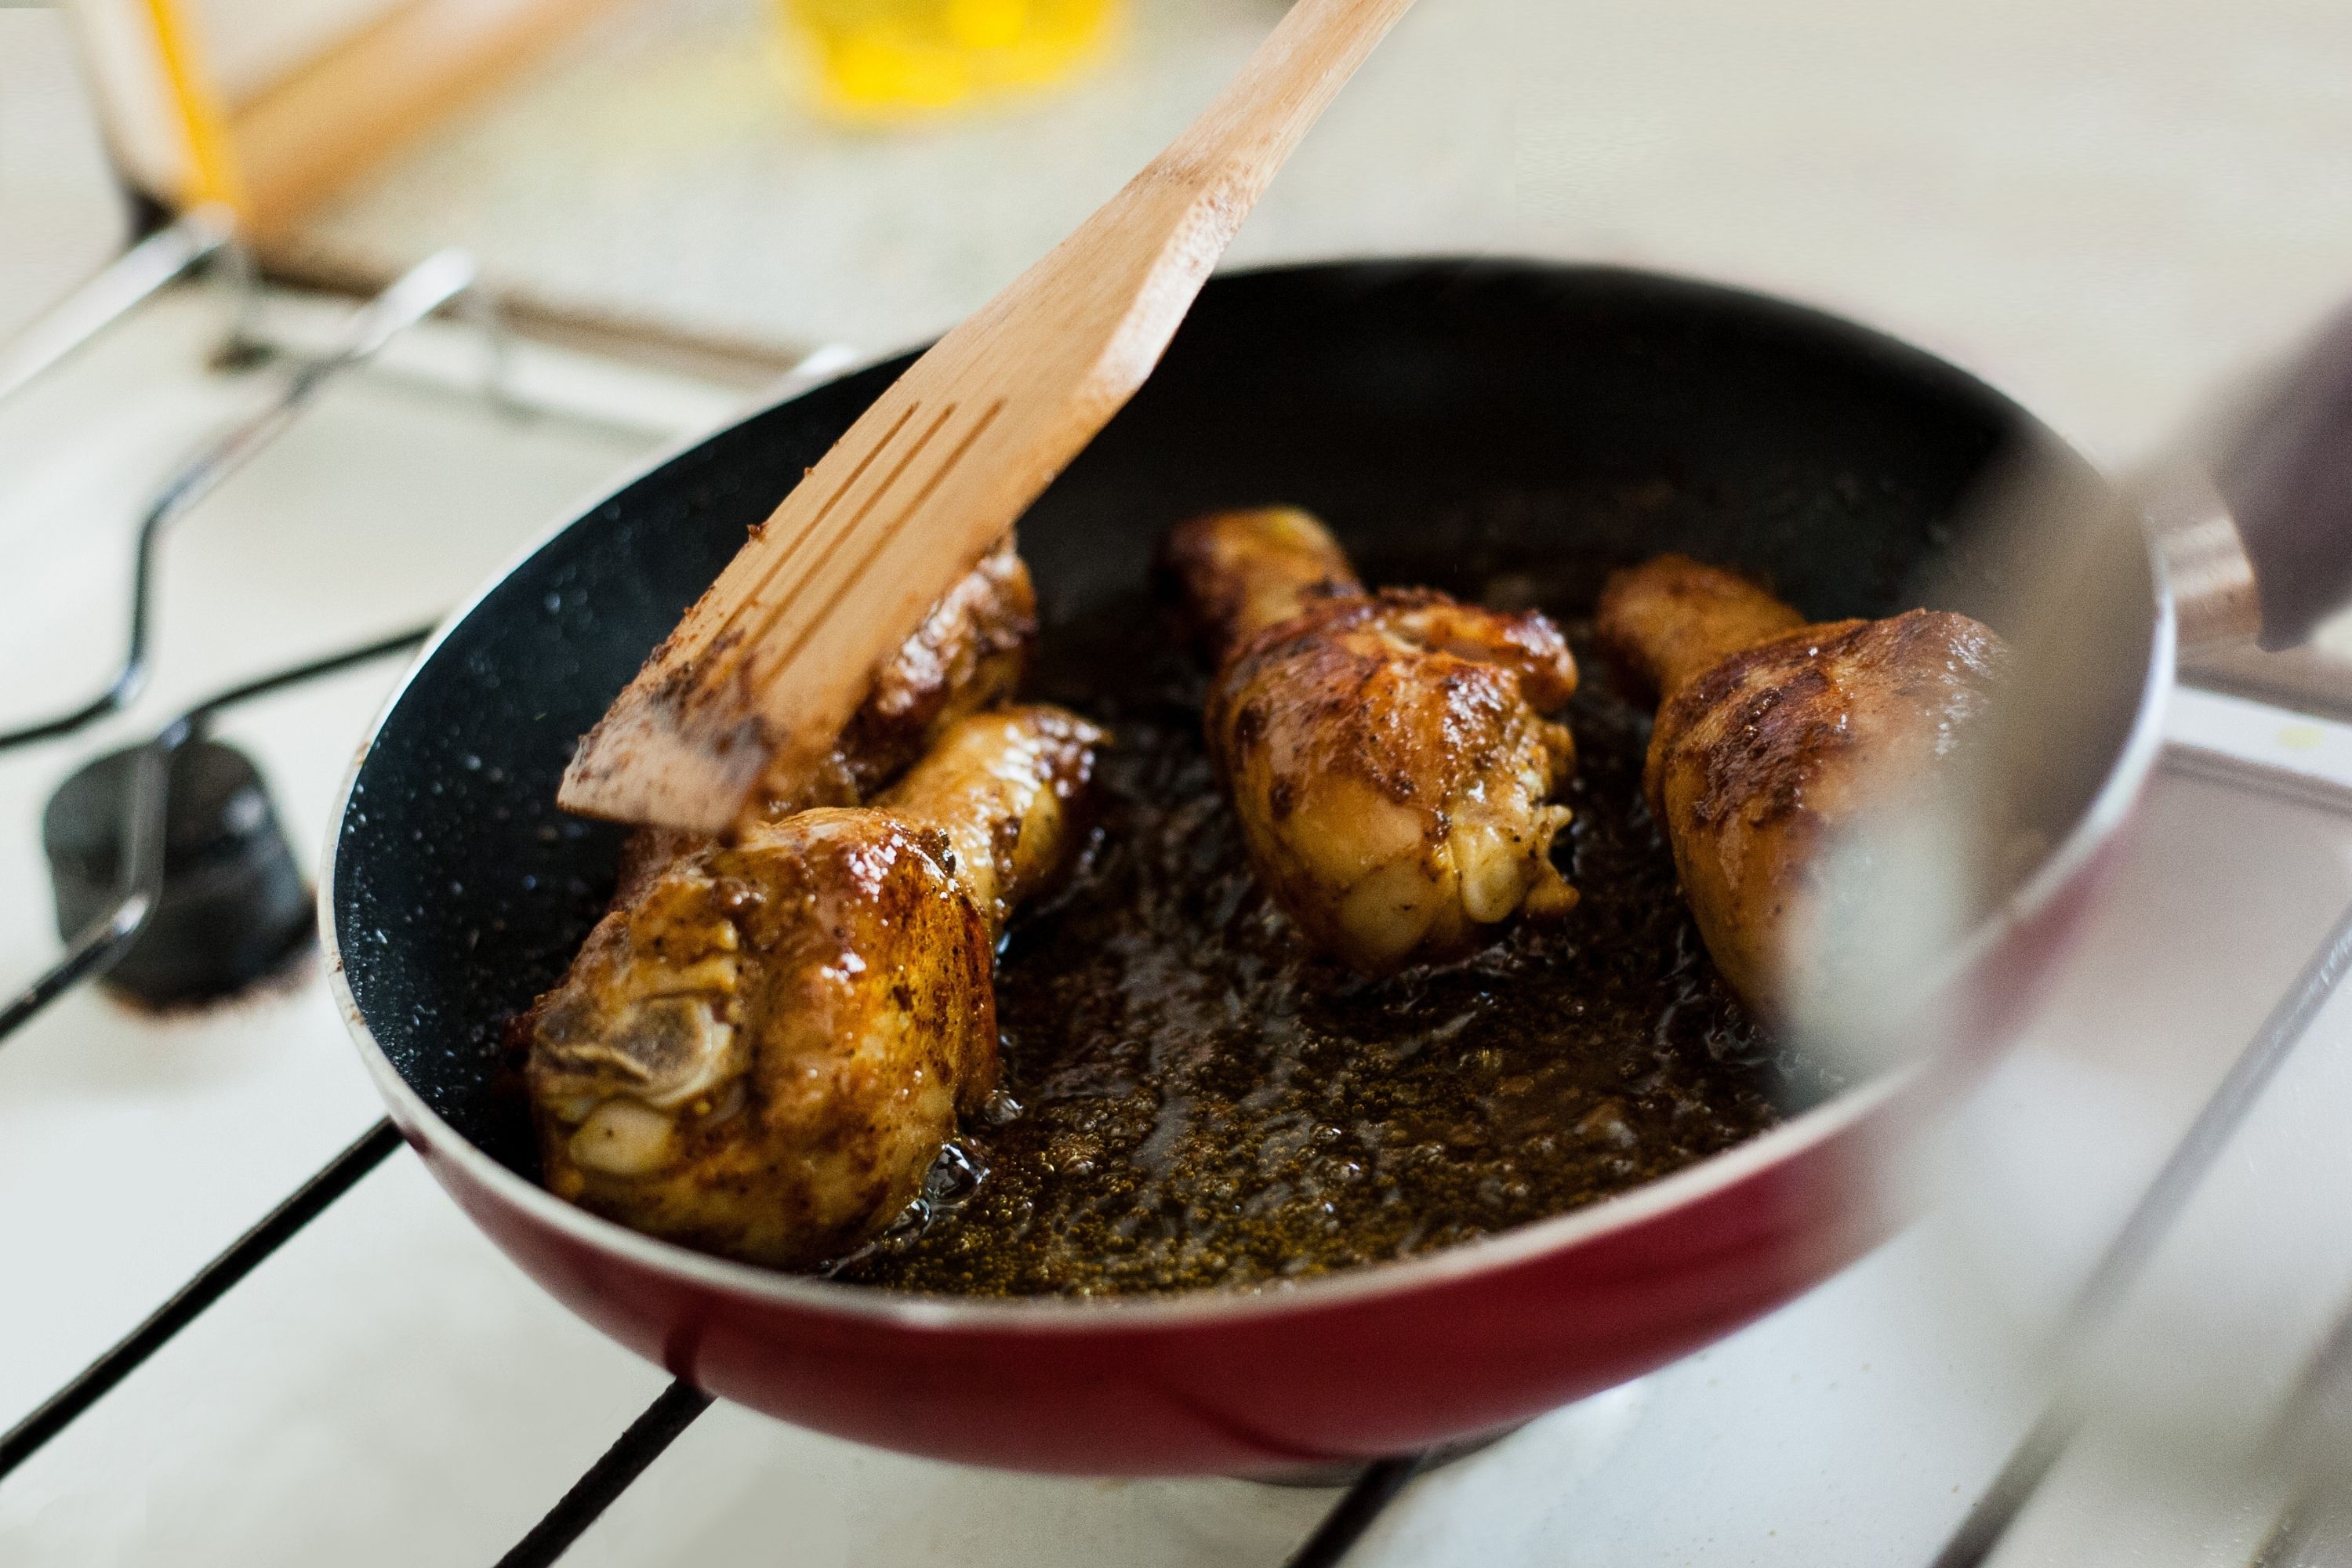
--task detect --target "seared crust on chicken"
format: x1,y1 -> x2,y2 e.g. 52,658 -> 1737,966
528,705 -> 1102,1270
1597,554 -> 2006,1014
1164,508 -> 1580,976
614,535 -> 1038,903
779,533 -> 1040,815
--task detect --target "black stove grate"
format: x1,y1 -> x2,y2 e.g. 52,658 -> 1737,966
495,1380 -> 716,1568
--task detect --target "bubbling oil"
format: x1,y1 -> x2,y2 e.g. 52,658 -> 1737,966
835,583 -> 1830,1298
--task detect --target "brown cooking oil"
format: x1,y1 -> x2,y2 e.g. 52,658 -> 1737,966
835,582 -> 1829,1298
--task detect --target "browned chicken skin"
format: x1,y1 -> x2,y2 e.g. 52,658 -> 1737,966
528,706 -> 1102,1270
1595,554 -> 2007,1016
1163,508 -> 1580,976
771,534 -> 1039,815
613,535 -> 1038,902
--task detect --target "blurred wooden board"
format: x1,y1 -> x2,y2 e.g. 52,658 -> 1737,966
74,0 -> 626,228
260,0 -> 1481,360
228,0 -> 630,232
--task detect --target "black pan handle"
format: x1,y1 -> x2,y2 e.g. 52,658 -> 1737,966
2217,301 -> 2352,650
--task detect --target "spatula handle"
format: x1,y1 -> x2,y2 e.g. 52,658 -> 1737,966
1153,0 -> 1417,203
2219,300 -> 2352,649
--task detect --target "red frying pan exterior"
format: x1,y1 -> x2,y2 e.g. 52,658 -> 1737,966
325,259 -> 2171,1475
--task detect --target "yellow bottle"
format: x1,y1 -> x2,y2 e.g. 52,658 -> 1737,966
779,0 -> 1120,119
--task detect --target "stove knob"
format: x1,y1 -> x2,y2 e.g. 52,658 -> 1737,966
42,739 -> 312,1008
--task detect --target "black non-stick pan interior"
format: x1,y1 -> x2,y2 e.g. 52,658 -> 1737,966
333,258 -> 2118,1173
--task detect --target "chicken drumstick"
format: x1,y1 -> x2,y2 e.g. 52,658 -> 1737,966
527,706 -> 1103,1270
1163,507 -> 1580,975
1595,554 -> 2007,1016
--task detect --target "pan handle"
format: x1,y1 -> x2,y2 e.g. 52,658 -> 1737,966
2207,301 -> 2352,651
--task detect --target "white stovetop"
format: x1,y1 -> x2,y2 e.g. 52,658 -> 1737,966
4,277 -> 2352,1566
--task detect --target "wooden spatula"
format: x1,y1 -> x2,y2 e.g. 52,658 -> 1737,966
557,0 -> 1417,833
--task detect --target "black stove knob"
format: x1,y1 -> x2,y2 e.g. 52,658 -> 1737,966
42,739 -> 313,1008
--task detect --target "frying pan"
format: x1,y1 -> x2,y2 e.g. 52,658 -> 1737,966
323,258 -> 2168,1475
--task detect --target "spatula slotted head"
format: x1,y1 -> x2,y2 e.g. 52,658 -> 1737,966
555,181 -> 1223,833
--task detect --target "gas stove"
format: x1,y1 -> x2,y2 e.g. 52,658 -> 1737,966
5,246 -> 2352,1568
